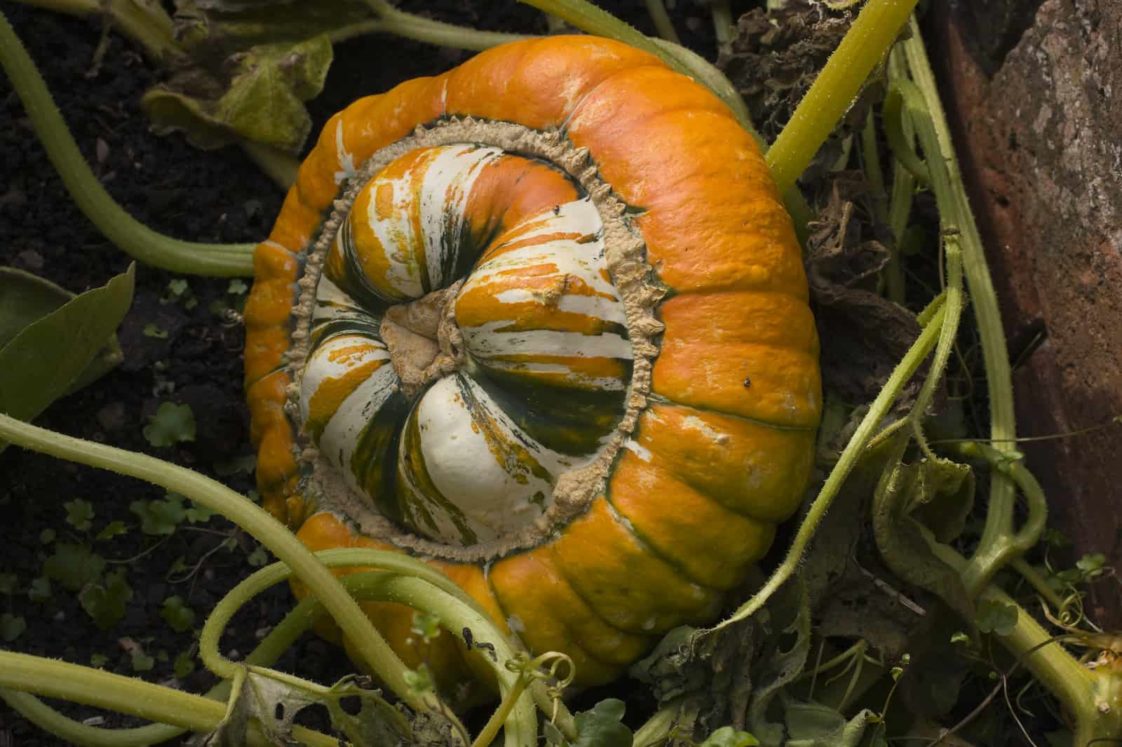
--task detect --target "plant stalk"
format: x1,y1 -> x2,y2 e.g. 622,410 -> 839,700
766,0 -> 919,192
710,298 -> 949,631
0,414 -> 443,719
0,10 -> 256,276
899,18 -> 1023,592
13,0 -> 180,62
0,653 -> 338,746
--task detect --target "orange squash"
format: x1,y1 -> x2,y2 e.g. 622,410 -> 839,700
244,35 -> 820,700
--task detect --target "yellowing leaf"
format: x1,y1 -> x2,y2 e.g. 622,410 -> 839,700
142,35 -> 332,154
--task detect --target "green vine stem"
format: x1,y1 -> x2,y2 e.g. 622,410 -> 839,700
765,0 -> 919,193
357,0 -> 531,50
643,0 -> 680,43
196,557 -> 532,746
909,235 -> 964,461
239,141 -> 301,190
954,442 -> 1048,596
898,18 -> 1023,593
0,413 -> 455,724
972,581 -> 1122,745
346,574 -> 538,747
13,0 -> 181,62
708,297 -> 949,632
0,565 -> 358,747
3,544 -> 581,746
0,10 -> 256,276
0,652 -> 339,747
710,0 -> 735,53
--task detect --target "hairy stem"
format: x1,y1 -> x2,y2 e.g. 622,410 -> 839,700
643,0 -> 680,43
709,298 -> 949,631
0,653 -> 338,746
0,10 -> 255,276
899,18 -> 1023,590
240,141 -> 300,190
0,414 -> 442,718
766,0 -> 919,192
13,0 -> 180,62
359,1 -> 531,50
710,0 -> 735,53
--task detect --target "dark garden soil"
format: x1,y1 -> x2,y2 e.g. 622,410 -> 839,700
0,2 -> 740,744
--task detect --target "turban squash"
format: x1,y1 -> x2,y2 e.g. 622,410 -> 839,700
244,35 -> 821,700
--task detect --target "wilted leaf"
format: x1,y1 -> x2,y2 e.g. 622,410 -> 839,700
172,0 -> 371,54
204,670 -> 318,746
746,581 -> 812,745
701,726 -> 760,747
806,179 -> 924,408
872,437 -> 975,622
573,699 -> 632,747
0,266 -> 132,435
143,35 -> 333,154
323,675 -> 455,745
784,702 -> 872,747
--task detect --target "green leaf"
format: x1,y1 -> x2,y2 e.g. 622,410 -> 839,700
1076,553 -> 1107,578
143,323 -> 169,339
38,528 -> 55,544
701,726 -> 761,747
0,572 -> 16,595
411,611 -> 441,643
975,598 -> 1018,636
174,650 -> 197,679
27,577 -> 51,602
0,268 -> 124,395
0,613 -> 26,642
64,498 -> 95,531
573,699 -> 632,747
161,595 -> 197,633
184,501 -> 215,524
403,665 -> 434,695
79,568 -> 133,630
143,35 -> 333,154
0,266 -> 132,438
246,544 -> 270,567
130,494 -> 187,535
90,653 -> 109,668
96,520 -> 128,541
131,649 -> 155,672
143,402 -> 196,447
43,542 -> 105,591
